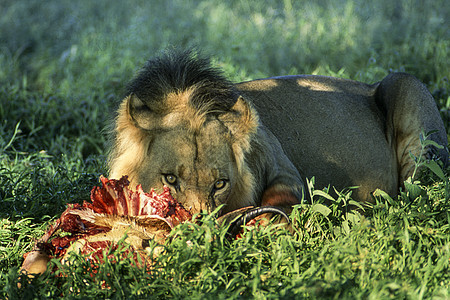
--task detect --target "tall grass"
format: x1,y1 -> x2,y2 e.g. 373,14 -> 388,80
1,0 -> 449,298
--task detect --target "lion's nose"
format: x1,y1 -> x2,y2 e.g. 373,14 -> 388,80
183,191 -> 209,214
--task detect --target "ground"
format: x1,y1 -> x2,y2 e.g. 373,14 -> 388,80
1,0 -> 449,298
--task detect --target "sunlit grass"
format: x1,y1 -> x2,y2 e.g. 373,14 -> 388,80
0,0 -> 449,298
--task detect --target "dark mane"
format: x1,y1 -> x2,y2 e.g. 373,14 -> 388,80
126,50 -> 238,112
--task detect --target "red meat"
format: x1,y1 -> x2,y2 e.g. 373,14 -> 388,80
21,176 -> 192,275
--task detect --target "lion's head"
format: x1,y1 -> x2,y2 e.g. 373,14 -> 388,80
108,51 -> 263,215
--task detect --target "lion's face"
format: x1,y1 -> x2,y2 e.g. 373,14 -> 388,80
109,90 -> 260,215
136,120 -> 239,213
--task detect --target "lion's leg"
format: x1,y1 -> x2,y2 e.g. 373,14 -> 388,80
249,183 -> 301,228
376,73 -> 449,183
261,183 -> 303,211
256,128 -> 305,214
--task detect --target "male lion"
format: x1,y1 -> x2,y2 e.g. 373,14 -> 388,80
108,50 -> 448,220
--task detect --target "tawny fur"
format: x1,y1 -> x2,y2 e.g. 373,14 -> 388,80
108,50 -> 448,216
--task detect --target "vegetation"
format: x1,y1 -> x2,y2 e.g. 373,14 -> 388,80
1,0 -> 449,298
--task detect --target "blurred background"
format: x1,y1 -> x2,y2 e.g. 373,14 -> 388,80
1,0 -> 448,94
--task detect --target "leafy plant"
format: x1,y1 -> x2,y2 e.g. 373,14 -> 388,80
408,130 -> 449,202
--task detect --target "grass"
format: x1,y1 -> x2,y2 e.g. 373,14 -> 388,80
1,0 -> 449,298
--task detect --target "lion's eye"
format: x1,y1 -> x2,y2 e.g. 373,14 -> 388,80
164,174 -> 178,185
214,179 -> 227,190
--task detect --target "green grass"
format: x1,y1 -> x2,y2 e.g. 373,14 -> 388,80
1,0 -> 449,298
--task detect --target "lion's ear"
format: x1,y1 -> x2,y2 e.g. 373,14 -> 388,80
220,96 -> 259,152
126,93 -> 160,130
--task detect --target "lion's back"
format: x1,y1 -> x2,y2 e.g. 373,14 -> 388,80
236,75 -> 398,200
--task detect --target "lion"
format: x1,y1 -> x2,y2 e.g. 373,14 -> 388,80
108,50 -> 448,222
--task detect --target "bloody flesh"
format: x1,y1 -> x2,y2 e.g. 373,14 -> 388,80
21,176 -> 192,274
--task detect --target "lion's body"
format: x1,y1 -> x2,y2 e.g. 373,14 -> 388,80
237,75 -> 396,202
108,51 -> 448,216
